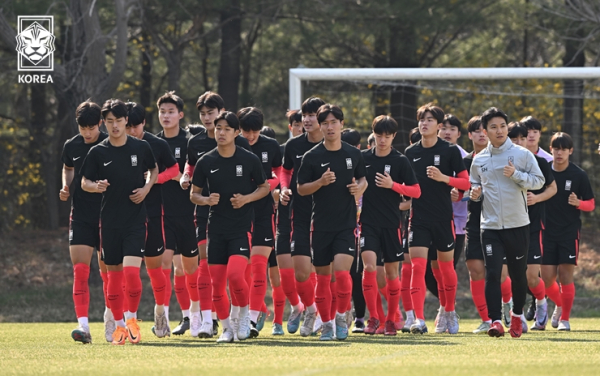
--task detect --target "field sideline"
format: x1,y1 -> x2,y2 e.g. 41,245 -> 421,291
3,319 -> 600,375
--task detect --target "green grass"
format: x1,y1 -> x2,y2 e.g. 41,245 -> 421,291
3,319 -> 600,375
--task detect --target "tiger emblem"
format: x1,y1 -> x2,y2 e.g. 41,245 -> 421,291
15,21 -> 55,65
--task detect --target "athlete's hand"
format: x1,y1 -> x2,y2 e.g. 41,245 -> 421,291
173,171 -> 183,183
375,172 -> 394,189
230,193 -> 248,209
280,188 -> 292,206
347,177 -> 360,195
130,186 -> 149,204
97,179 -> 110,193
527,192 -> 538,206
504,161 -> 516,177
207,193 -> 220,206
180,173 -> 191,190
450,188 -> 459,202
568,192 -> 580,207
59,185 -> 70,201
272,189 -> 280,205
319,168 -> 336,186
470,186 -> 482,201
426,166 -> 447,182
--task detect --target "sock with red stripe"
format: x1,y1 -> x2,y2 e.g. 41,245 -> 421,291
100,271 -> 110,309
121,276 -> 129,313
315,274 -> 332,322
279,268 -> 301,308
410,257 -> 427,320
330,279 -> 338,319
530,278 -> 546,301
546,280 -> 562,307
197,259 -> 212,314
73,263 -> 90,320
245,262 -> 252,293
335,271 -> 352,315
273,284 -> 285,325
123,266 -> 142,314
209,264 -> 229,320
250,255 -> 269,322
362,270 -> 379,321
470,279 -> 490,321
163,268 -> 172,307
386,277 -> 401,322
107,270 -> 124,321
296,278 -> 315,307
400,263 -> 413,312
147,267 -> 166,306
501,276 -> 512,304
174,274 -> 191,312
228,256 -> 250,308
439,260 -> 457,312
560,283 -> 575,321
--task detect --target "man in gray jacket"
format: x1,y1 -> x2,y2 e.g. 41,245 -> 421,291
469,107 -> 544,338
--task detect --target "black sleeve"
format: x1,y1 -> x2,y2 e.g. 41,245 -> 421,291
192,157 -> 207,188
272,142 -> 282,168
296,153 -> 314,185
187,138 -> 198,167
81,148 -> 99,180
354,151 -> 367,180
579,171 -> 594,200
235,135 -> 252,151
539,160 -> 554,187
143,142 -> 157,170
162,141 -> 177,168
451,146 -> 466,174
61,140 -> 73,167
398,156 -> 418,185
251,156 -> 268,185
283,141 -> 294,170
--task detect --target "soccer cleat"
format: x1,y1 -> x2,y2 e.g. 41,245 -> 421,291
71,326 -> 92,344
345,310 -> 354,328
410,319 -> 427,335
300,311 -> 317,337
473,321 -> 491,334
502,300 -> 513,328
352,320 -> 365,333
249,321 -> 260,338
525,299 -> 536,321
190,312 -> 202,337
153,310 -> 170,338
256,311 -> 269,332
402,316 -> 415,333
126,318 -> 141,344
103,309 -> 116,342
216,328 -> 234,343
172,317 -> 190,335
364,318 -> 379,335
319,321 -> 335,341
487,321 -> 505,337
446,311 -> 459,334
272,323 -> 284,335
434,307 -> 448,333
557,320 -> 570,331
111,326 -> 128,345
375,326 -> 385,335
384,320 -> 397,336
395,316 -> 405,331
335,313 -> 348,340
212,319 -> 219,336
238,313 -> 251,340
287,306 -> 303,334
551,306 -> 562,329
198,321 -> 213,338
312,314 -> 323,335
521,315 -> 528,334
531,301 -> 548,330
509,314 -> 523,338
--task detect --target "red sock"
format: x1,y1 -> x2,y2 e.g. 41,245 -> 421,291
186,268 -> 199,303
431,267 -> 446,307
546,280 -> 562,307
296,278 -> 315,307
147,267 -> 166,306
362,270 -> 379,320
400,263 -> 413,311
279,268 -> 300,307
376,289 -> 386,323
123,266 -> 142,314
174,274 -> 191,311
315,274 -> 332,322
335,271 -> 352,315
107,270 -> 124,321
386,277 -> 401,322
501,277 -> 512,303
209,264 -> 229,320
439,260 -> 457,312
121,276 -> 129,312
228,256 -> 250,307
530,278 -> 546,301
261,301 -> 268,313
273,284 -> 285,325
73,263 -> 90,318
245,262 -> 252,293
197,259 -> 212,311
330,279 -> 338,319
470,279 -> 490,321
560,283 -> 575,321
310,272 -> 317,291
100,271 -> 110,308
250,255 -> 269,312
379,285 -> 389,317
410,258 -> 427,319
163,268 -> 172,306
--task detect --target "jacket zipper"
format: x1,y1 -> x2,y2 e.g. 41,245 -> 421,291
490,152 -> 504,229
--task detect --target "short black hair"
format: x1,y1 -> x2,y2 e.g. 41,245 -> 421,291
126,101 -> 145,127
237,107 -> 263,132
367,133 -> 375,147
409,127 -> 421,144
316,104 -> 344,124
550,132 -> 574,149
157,91 -> 184,112
416,102 -> 444,124
196,91 -> 225,112
507,121 -> 527,139
481,107 -> 508,130
467,116 -> 482,133
214,111 -> 239,130
260,126 -> 276,139
286,109 -> 302,124
372,115 -> 398,135
520,116 -> 542,131
101,99 -> 128,119
443,114 -> 462,130
187,123 -> 206,135
301,97 -> 326,115
341,128 -> 361,147
76,100 -> 101,127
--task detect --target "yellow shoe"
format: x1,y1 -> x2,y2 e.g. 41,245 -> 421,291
126,318 -> 141,344
111,326 -> 128,345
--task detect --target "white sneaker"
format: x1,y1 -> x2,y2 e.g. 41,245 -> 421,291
153,310 -> 170,338
446,311 -> 459,334
551,306 -> 562,329
557,320 -> 570,331
402,316 -> 415,333
434,307 -> 447,333
216,328 -> 234,343
410,319 -> 427,334
473,321 -> 491,334
237,313 -> 251,340
103,308 -> 116,342
190,311 -> 201,337
198,321 -> 213,338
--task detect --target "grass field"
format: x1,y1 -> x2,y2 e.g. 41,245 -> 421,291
2,319 -> 600,375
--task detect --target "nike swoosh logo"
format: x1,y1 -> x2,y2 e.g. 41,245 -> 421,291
569,255 -> 576,259
211,169 -> 219,173
447,243 -> 453,248
349,248 -> 355,251
396,252 -> 404,257
191,248 -> 198,253
533,255 -> 541,259
366,165 -> 371,168
73,156 -> 81,161
129,330 -> 138,341
296,155 -> 303,159
240,248 -> 248,251
198,152 -> 205,156
141,249 -> 145,253
104,161 -> 112,166
265,238 -> 272,241
413,158 -> 421,162
158,246 -> 163,252
321,163 -> 330,167
516,255 -> 524,260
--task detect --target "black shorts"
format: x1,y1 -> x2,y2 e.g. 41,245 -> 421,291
360,223 -> 404,264
312,229 -> 356,267
268,248 -> 278,267
252,213 -> 275,247
481,226 -> 529,268
207,231 -> 251,265
275,208 -> 292,256
100,224 -> 146,266
528,229 -> 543,265
69,220 -> 100,249
542,234 -> 579,266
465,228 -> 484,261
195,215 -> 208,245
164,215 -> 198,258
408,219 -> 455,252
145,215 -> 165,257
290,219 -> 312,258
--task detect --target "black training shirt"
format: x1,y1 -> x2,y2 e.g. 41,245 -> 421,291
143,132 -> 177,217
158,128 -> 195,217
528,155 -> 555,232
464,152 -> 482,233
249,134 -> 282,217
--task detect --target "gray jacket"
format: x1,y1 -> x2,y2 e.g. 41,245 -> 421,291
470,138 -> 545,230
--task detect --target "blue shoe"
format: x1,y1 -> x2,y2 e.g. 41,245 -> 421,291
319,322 -> 334,341
287,306 -> 303,334
256,311 -> 269,332
272,323 -> 284,335
335,313 -> 348,340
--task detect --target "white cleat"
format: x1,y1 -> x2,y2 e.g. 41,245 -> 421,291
190,311 -> 202,337
473,321 -> 491,334
237,313 -> 251,340
300,311 -> 317,337
103,308 -> 116,342
402,316 -> 415,333
434,307 -> 447,333
153,310 -> 170,338
557,320 -> 570,331
446,311 -> 459,334
216,328 -> 234,343
198,321 -> 213,338
551,306 -> 562,329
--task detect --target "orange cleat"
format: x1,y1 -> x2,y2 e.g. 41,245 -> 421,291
111,326 -> 128,345
126,318 -> 141,344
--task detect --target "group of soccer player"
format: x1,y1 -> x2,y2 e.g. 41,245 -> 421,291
60,89 -> 594,345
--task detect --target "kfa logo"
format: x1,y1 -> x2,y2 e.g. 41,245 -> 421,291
262,152 -> 268,163
384,164 -> 391,174
346,158 -> 353,169
236,165 -> 243,176
15,16 -> 55,83
565,180 -> 572,191
360,237 -> 365,248
408,231 -> 413,242
175,147 -> 181,158
508,156 -> 514,164
486,244 -> 492,256
434,155 -> 440,166
131,155 -> 138,166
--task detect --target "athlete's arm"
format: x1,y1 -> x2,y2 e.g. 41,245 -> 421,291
190,184 -> 219,206
569,193 -> 595,211
130,165 -> 158,204
231,181 -> 270,209
157,164 -> 180,184
399,198 -> 411,211
527,180 -> 557,206
82,176 -> 110,193
59,165 -> 75,201
347,176 -> 368,197
268,166 -> 282,191
298,168 -> 335,196
509,153 -> 545,190
469,162 -> 482,202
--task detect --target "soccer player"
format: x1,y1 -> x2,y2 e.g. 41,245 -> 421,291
360,115 -> 420,336
541,132 -> 594,331
522,116 -> 553,162
81,99 -> 158,345
60,101 -> 108,343
469,107 -> 544,338
367,133 -> 375,149
297,104 -> 368,341
287,109 -> 304,137
237,106 -> 282,336
190,111 -> 269,343
279,97 -> 326,336
404,103 -> 470,335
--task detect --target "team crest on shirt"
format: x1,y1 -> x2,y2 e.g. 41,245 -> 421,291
434,155 -> 440,166
131,155 -> 138,166
508,156 -> 514,164
408,231 -> 413,242
69,230 -> 73,241
565,180 -> 572,191
346,158 -> 353,169
236,165 -> 243,176
486,244 -> 492,256
384,165 -> 391,174
175,147 -> 181,158
360,237 -> 365,247
262,152 -> 268,163
290,241 -> 295,252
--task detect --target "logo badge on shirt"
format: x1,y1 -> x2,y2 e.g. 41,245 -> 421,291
346,158 -> 353,169
408,231 -> 413,242
508,156 -> 514,164
384,164 -> 391,174
486,244 -> 492,256
360,237 -> 365,247
565,180 -> 572,191
131,155 -> 138,166
175,147 -> 181,158
262,152 -> 268,163
236,165 -> 243,176
290,241 -> 295,252
434,155 -> 440,166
